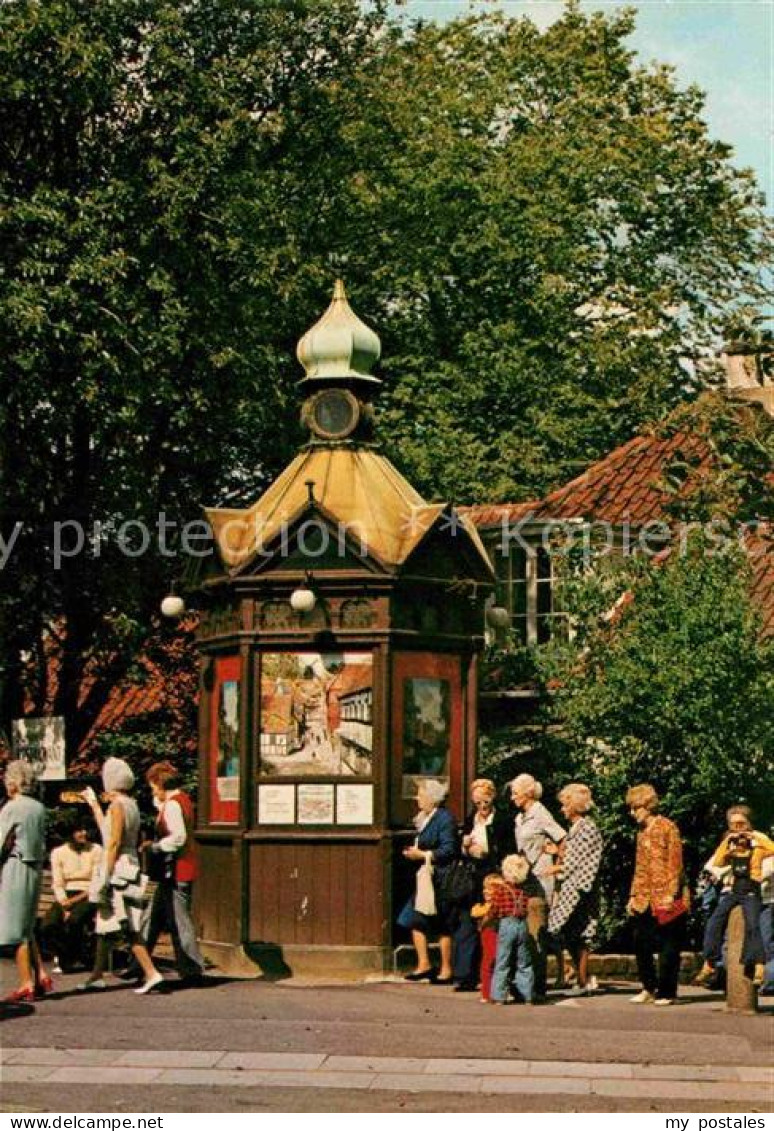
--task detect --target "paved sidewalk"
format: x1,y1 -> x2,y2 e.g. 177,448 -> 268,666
3,1047 -> 773,1105
2,968 -> 772,1112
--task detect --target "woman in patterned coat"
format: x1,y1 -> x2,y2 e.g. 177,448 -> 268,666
625,782 -> 686,1006
548,784 -> 603,996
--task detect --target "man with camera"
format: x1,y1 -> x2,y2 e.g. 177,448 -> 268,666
695,805 -> 774,988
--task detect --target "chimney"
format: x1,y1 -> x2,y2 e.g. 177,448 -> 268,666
721,340 -> 774,417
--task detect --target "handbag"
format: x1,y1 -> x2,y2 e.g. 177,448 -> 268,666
143,845 -> 175,883
0,827 -> 16,870
415,860 -> 437,917
439,858 -> 477,905
654,896 -> 688,926
110,855 -> 141,888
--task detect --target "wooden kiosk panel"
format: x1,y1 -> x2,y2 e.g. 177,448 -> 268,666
247,840 -> 385,946
194,838 -> 243,945
193,286 -> 493,975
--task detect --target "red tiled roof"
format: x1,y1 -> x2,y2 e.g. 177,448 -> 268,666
84,680 -> 168,739
465,431 -> 711,530
465,413 -> 774,637
329,663 -> 373,700
78,617 -> 199,753
746,527 -> 774,638
461,501 -> 536,527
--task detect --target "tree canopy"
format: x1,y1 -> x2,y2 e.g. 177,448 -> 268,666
0,0 -> 770,745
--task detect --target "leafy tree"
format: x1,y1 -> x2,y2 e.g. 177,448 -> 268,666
0,0 -> 769,750
0,0 -> 389,747
354,7 -> 771,500
656,393 -> 774,525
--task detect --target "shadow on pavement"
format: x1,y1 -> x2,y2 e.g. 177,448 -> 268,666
0,1000 -> 36,1021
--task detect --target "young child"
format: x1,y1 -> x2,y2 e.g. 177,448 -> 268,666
488,854 -> 534,1005
695,805 -> 774,987
471,873 -> 504,1003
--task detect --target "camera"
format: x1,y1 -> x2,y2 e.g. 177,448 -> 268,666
727,833 -> 753,879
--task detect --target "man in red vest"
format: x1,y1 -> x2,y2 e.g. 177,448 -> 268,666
141,761 -> 206,985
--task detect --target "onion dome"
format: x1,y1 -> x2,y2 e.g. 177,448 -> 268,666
296,279 -> 381,388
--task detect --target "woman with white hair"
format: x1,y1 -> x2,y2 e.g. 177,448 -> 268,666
548,784 -> 604,995
79,757 -> 163,995
0,760 -> 53,1003
397,780 -> 458,983
509,773 -> 566,995
510,774 -> 567,899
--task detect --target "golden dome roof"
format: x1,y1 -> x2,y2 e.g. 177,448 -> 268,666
205,447 -> 491,574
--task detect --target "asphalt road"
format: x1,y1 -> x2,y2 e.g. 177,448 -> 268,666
2,966 -> 773,1114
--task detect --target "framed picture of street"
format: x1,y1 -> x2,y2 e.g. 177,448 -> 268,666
208,655 -> 241,823
258,651 -> 373,778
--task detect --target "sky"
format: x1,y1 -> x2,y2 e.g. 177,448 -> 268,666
393,0 -> 773,206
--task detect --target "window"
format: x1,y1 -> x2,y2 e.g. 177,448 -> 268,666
492,539 -> 567,645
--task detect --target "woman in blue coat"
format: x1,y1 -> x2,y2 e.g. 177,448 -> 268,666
0,760 -> 53,1003
398,780 -> 458,982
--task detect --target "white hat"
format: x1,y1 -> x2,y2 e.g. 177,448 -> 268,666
102,757 -> 135,792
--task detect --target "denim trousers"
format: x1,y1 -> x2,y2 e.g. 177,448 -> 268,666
140,879 -> 205,978
704,889 -> 765,967
758,902 -> 774,987
491,916 -> 534,1003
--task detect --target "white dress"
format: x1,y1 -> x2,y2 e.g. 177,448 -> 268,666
91,795 -> 147,936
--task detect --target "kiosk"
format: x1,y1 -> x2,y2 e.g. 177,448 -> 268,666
194,282 -> 494,975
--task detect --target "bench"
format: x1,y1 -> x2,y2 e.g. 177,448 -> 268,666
36,869 -> 159,917
36,870 -> 164,968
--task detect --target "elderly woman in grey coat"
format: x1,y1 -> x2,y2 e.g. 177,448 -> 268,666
510,772 -> 566,996
0,760 -> 53,1003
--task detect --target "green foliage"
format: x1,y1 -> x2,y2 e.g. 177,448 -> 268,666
367,7 -> 770,500
0,0 -> 769,748
89,728 -> 196,795
480,638 -> 541,692
0,0 -> 389,741
538,532 -> 774,944
656,393 -> 774,525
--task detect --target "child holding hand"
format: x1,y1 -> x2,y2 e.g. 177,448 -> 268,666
471,873 -> 504,1003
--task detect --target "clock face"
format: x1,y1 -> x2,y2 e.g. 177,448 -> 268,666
308,389 -> 360,440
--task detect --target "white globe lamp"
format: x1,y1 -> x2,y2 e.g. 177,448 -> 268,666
289,586 -> 317,614
160,593 -> 186,619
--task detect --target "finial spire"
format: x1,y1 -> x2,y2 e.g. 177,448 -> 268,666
296,279 -> 381,387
